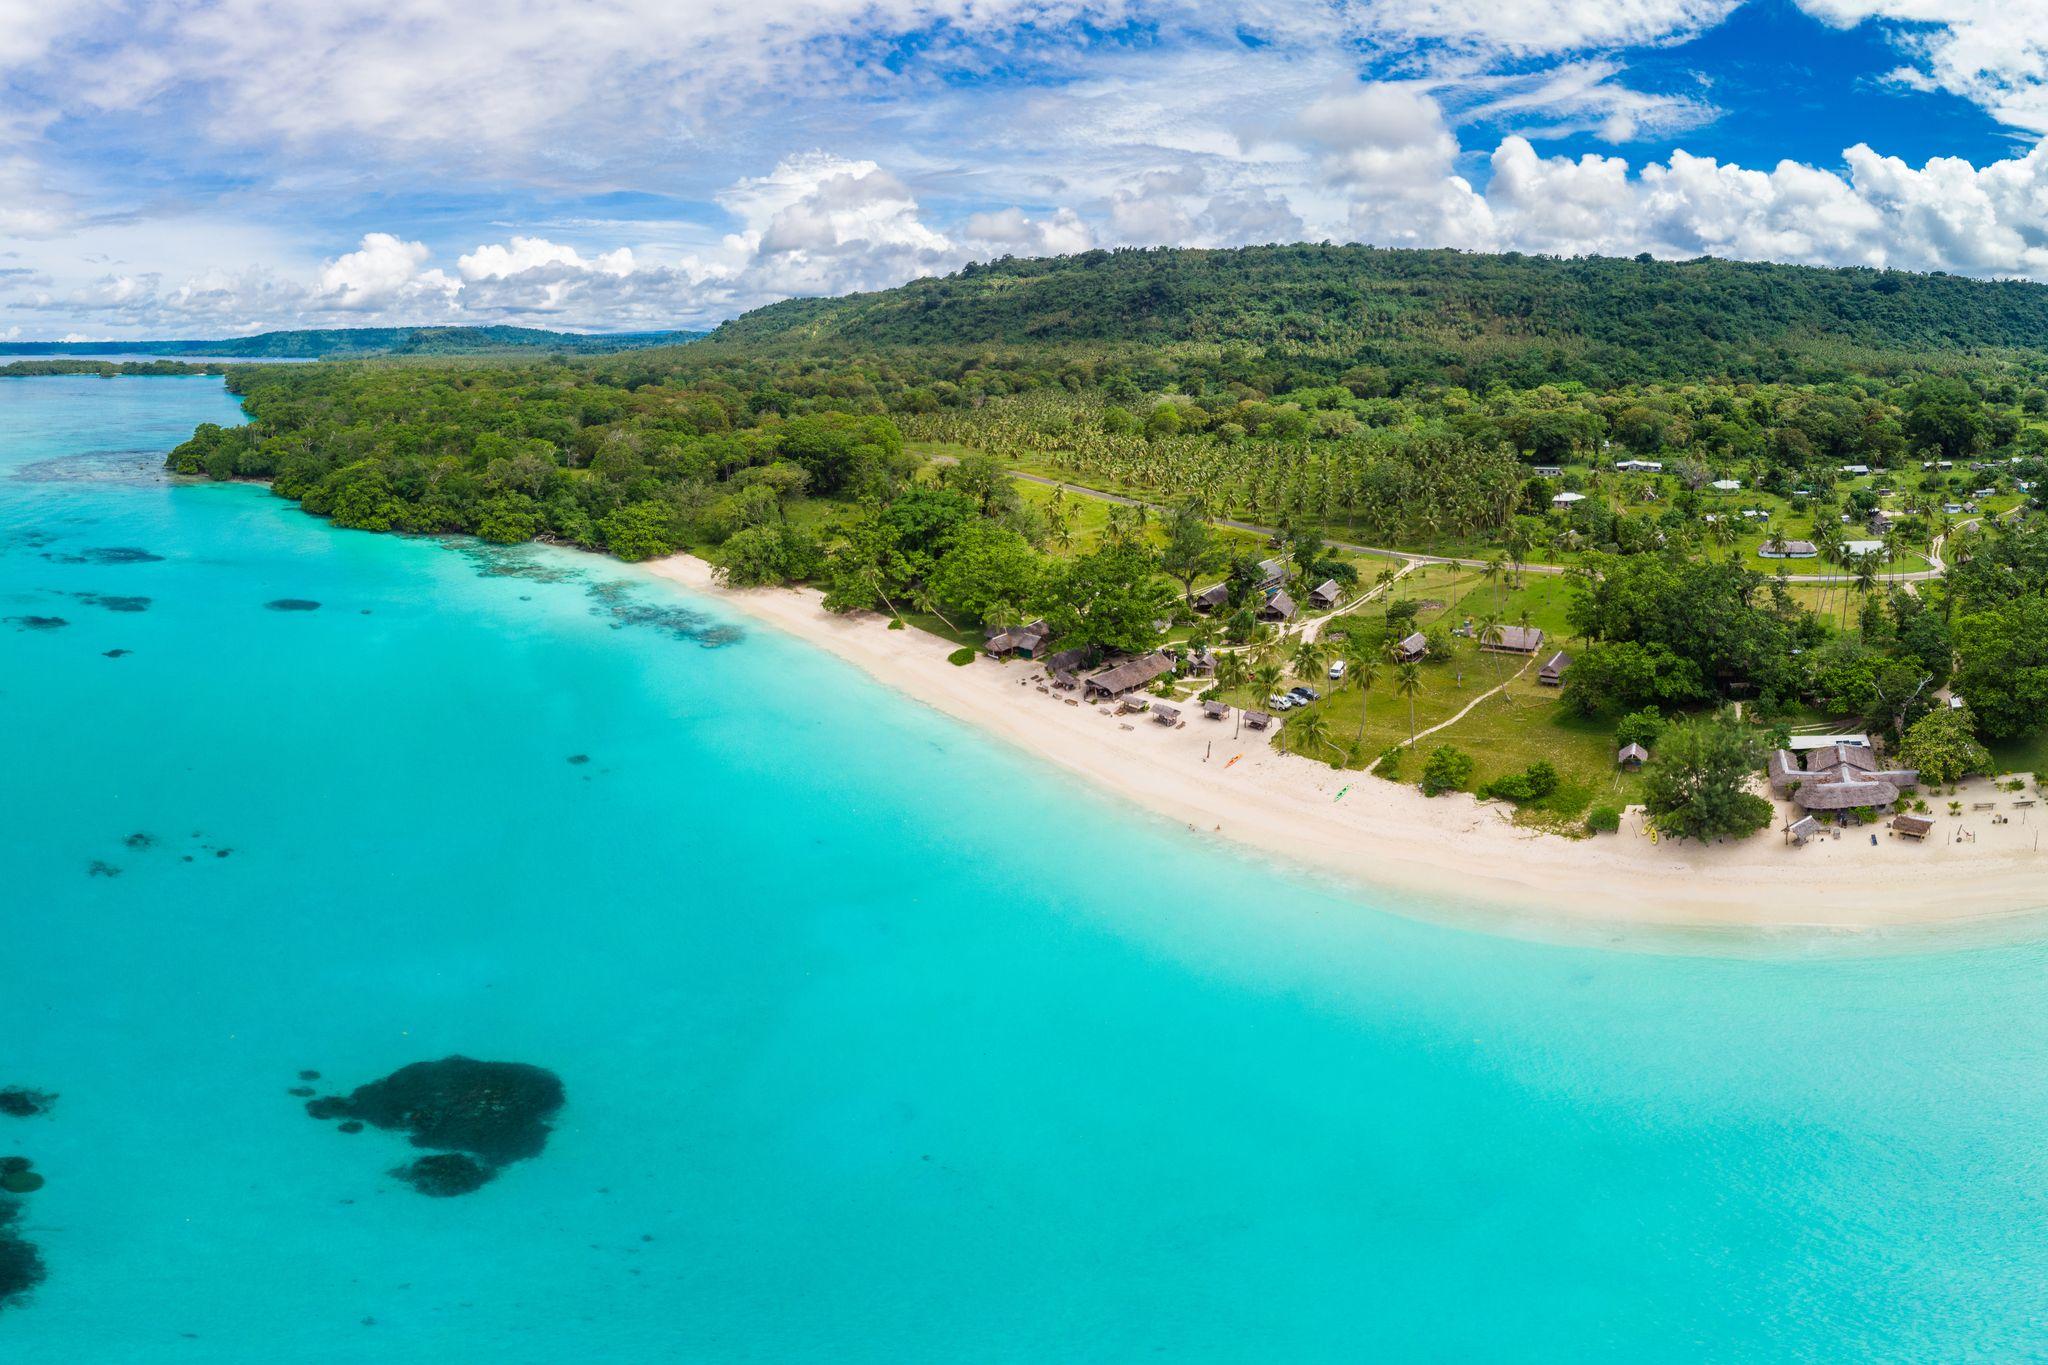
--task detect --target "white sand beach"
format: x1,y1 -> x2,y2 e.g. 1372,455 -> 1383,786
647,554 -> 2048,934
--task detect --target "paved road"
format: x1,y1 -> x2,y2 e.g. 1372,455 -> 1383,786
999,466 -> 1947,585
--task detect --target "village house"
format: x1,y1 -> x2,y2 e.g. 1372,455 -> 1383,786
1082,652 -> 1176,701
1759,540 -> 1818,559
1308,579 -> 1342,610
1259,591 -> 1298,623
983,618 -> 1051,659
1192,583 -> 1229,613
1480,625 -> 1545,656
1393,631 -> 1428,663
1768,743 -> 1919,818
1538,650 -> 1571,686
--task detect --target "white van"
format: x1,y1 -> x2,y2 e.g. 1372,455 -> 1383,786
1328,660 -> 1346,681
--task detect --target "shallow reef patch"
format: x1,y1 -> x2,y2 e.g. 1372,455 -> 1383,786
0,1090 -> 54,1119
42,546 -> 163,565
72,592 -> 151,613
391,1154 -> 495,1198
304,1057 -> 565,1197
263,598 -> 321,612
0,1198 -> 44,1315
583,579 -> 742,647
5,615 -> 67,631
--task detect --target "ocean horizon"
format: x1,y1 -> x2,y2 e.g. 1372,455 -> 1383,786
9,374 -> 2048,1360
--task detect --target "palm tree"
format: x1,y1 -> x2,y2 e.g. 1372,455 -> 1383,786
1290,635 -> 1328,683
909,581 -> 958,633
1396,661 -> 1423,746
1478,612 -> 1503,681
1252,662 -> 1284,710
1348,653 -> 1382,749
1290,709 -> 1338,764
1215,651 -> 1249,736
1483,554 -> 1506,613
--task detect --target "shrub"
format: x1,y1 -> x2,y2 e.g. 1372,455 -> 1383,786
1477,759 -> 1560,805
1586,805 -> 1622,834
947,647 -> 977,666
1377,744 -> 1406,780
1615,708 -> 1664,750
1419,745 -> 1475,797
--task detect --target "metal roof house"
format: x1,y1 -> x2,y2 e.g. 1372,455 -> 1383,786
1481,625 -> 1546,655
1538,651 -> 1571,686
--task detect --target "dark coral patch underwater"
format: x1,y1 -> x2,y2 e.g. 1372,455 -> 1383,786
0,1198 -> 44,1315
303,1057 -> 565,1197
42,546 -> 163,565
0,1090 -> 54,1119
263,598 -> 321,612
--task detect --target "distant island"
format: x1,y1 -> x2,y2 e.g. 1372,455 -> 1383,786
0,324 -> 703,360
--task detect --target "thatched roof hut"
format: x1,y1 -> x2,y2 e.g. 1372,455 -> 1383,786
1394,631 -> 1427,662
1153,704 -> 1181,726
1260,591 -> 1298,622
1308,579 -> 1341,608
1202,700 -> 1229,720
1244,709 -> 1273,730
1538,650 -> 1571,685
1083,652 -> 1176,699
1891,814 -> 1935,839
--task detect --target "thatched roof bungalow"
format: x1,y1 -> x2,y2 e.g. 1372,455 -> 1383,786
1891,814 -> 1935,839
984,618 -> 1051,658
1259,591 -> 1298,623
1083,652 -> 1176,700
1308,579 -> 1342,609
1393,631 -> 1427,663
1538,651 -> 1571,686
1244,709 -> 1273,730
1193,583 -> 1230,613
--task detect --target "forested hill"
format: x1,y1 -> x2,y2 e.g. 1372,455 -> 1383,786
707,244 -> 2048,388
0,325 -> 702,359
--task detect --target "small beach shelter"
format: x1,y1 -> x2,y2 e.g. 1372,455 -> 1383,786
1618,743 -> 1649,770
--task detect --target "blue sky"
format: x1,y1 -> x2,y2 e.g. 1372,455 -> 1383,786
4,0 -> 2048,339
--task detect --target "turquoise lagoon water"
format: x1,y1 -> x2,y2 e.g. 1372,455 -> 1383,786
6,375 -> 2048,1362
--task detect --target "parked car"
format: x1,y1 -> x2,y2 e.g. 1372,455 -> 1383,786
1329,660 -> 1346,680
1289,685 -> 1320,702
1266,693 -> 1296,711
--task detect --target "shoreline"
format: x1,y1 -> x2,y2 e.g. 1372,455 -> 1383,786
643,555 -> 2048,937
